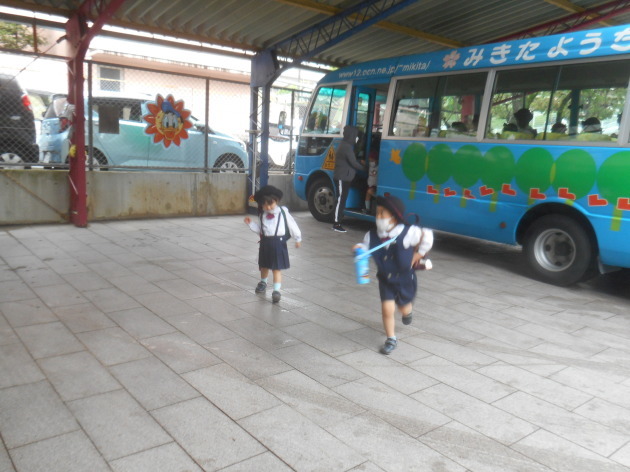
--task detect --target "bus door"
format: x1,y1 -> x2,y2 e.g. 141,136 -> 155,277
350,86 -> 376,161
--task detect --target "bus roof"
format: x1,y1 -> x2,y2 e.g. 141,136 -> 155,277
320,24 -> 630,84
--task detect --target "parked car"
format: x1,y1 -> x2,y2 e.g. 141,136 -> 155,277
0,74 -> 38,167
38,93 -> 248,170
257,134 -> 297,170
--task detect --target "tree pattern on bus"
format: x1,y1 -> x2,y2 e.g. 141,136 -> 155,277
390,143 -> 630,231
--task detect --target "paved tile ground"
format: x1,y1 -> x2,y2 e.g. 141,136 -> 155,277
1,213 -> 630,472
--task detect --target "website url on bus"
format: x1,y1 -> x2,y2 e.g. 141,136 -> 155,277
338,61 -> 431,79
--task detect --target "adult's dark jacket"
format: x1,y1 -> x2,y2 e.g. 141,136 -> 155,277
333,126 -> 364,182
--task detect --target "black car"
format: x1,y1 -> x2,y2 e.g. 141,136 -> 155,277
0,73 -> 38,166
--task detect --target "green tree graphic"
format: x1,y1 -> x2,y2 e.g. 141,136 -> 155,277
426,143 -> 453,203
551,149 -> 596,204
481,146 -> 515,212
515,148 -> 554,204
452,144 -> 482,207
402,143 -> 428,199
598,151 -> 630,231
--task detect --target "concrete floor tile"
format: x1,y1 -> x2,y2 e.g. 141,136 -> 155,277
274,343 -> 364,387
15,321 -> 83,359
420,421 -> 551,472
107,274 -> 161,296
0,441 -> 14,472
0,298 -> 57,327
218,452 -> 293,471
0,280 -> 37,302
62,271 -> 112,292
53,303 -> 116,333
494,391 -> 628,456
206,336 -> 292,380
222,317 -> 299,352
110,357 -> 200,411
83,287 -> 141,313
77,327 -> 151,366
458,318 -> 544,350
183,363 -> 280,420
610,443 -> 630,468
283,321 -> 364,357
411,384 -> 537,445
408,356 -> 516,403
239,404 -> 363,471
238,299 -> 307,328
0,342 -> 45,389
67,390 -> 171,461
9,431 -> 110,472
573,397 -> 630,436
38,351 -> 120,401
167,311 -> 238,344
334,377 -> 450,438
31,283 -> 87,307
339,349 -> 439,395
257,370 -> 365,428
477,364 -> 592,410
0,381 -> 78,449
0,315 -> 19,346
405,334 -> 497,367
154,278 -> 210,300
328,413 -> 466,472
140,332 -> 221,373
512,429 -> 629,472
107,306 -> 176,339
153,397 -> 265,471
110,442 -> 202,472
134,291 -> 197,318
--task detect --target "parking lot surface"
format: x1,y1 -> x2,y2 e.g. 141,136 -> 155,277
1,213 -> 630,472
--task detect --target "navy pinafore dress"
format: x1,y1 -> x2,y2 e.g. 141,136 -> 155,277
369,225 -> 417,305
258,210 -> 290,270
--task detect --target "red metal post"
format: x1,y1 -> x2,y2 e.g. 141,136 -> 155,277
65,0 -> 125,227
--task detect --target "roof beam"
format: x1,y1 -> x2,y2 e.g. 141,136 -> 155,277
274,0 -> 463,48
542,0 -> 614,26
494,0 -> 630,42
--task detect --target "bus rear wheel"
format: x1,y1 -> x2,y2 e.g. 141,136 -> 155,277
523,214 -> 594,286
307,177 -> 335,222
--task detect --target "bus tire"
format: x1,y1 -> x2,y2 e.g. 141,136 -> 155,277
522,214 -> 594,286
307,177 -> 335,222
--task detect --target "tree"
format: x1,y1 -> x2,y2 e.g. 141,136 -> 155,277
0,21 -> 46,51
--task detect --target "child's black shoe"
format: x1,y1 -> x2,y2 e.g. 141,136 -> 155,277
380,337 -> 397,355
272,290 -> 281,303
255,281 -> 267,293
402,313 -> 413,325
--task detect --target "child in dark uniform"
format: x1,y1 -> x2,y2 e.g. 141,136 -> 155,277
244,185 -> 302,303
353,195 -> 433,354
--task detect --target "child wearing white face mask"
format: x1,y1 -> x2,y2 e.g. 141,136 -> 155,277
353,195 -> 433,355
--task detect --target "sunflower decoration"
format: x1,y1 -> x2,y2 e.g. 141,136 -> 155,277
144,94 -> 193,148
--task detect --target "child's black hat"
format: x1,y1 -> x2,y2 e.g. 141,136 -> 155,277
375,195 -> 406,223
254,185 -> 283,204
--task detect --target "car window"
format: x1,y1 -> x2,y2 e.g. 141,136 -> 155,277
44,96 -> 68,119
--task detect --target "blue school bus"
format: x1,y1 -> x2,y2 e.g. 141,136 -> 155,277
294,24 -> 630,285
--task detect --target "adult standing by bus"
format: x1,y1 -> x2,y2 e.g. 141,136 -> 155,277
333,125 -> 363,232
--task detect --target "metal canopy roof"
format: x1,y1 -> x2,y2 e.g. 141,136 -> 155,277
3,0 -> 630,68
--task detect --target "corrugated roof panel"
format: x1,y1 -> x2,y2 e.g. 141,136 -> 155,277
5,0 -> 630,67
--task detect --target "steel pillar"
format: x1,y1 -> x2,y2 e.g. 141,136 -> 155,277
65,0 -> 125,227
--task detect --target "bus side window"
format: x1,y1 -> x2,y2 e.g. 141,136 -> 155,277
437,72 -> 487,139
389,76 -> 439,138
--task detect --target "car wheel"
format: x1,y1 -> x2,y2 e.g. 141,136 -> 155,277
307,177 -> 335,222
523,214 -> 594,286
0,152 -> 26,169
214,154 -> 244,172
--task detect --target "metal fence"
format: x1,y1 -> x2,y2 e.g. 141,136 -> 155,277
0,51 -> 311,174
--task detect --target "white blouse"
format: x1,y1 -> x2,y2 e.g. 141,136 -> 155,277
247,205 -> 302,242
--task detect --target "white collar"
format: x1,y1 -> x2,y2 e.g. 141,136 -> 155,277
377,223 -> 404,239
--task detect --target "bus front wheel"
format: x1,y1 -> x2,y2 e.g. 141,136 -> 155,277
307,177 -> 335,222
523,214 -> 594,286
